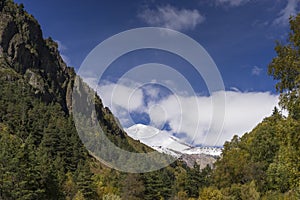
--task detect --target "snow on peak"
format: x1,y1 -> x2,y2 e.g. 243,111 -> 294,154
125,124 -> 222,157
125,124 -> 160,139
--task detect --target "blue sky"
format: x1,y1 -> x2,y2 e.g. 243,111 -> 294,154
15,0 -> 299,146
16,0 -> 298,92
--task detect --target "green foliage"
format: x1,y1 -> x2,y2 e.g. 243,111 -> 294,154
185,163 -> 211,197
142,169 -> 174,200
75,161 -> 96,199
63,172 -> 77,199
121,173 -> 145,200
73,190 -> 86,200
240,181 -> 260,200
210,14 -> 300,195
212,135 -> 252,188
0,1 -> 214,200
1,1 -> 300,200
266,118 -> 300,193
199,187 -> 223,200
102,193 -> 122,200
268,15 -> 300,119
175,190 -> 189,200
211,108 -> 300,197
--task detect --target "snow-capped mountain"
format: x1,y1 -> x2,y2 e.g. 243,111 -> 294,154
125,124 -> 222,157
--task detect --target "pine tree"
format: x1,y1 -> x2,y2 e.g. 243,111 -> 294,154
0,125 -> 21,199
121,173 -> 145,200
13,136 -> 45,200
75,161 -> 96,199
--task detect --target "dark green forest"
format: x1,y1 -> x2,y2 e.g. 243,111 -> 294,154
0,0 -> 299,199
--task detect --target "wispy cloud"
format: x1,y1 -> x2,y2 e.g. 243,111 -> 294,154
273,0 -> 300,26
213,0 -> 250,7
55,40 -> 71,66
96,81 -> 279,146
138,5 -> 205,31
252,66 -> 263,76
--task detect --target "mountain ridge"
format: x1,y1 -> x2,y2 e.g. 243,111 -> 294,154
0,0 -> 152,153
125,123 -> 221,168
0,1 -> 167,198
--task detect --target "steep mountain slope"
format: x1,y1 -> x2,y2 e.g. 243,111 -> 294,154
0,1 -> 156,199
4,1 -> 299,199
0,0 -> 211,173
0,1 -> 247,199
0,0 -> 152,153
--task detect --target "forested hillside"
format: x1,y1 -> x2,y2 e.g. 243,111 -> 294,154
0,1 -> 211,199
0,0 -> 299,199
198,15 -> 300,199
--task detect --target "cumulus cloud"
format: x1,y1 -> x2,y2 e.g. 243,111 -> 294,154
97,82 -> 280,147
213,0 -> 250,7
148,91 -> 278,146
273,0 -> 300,26
144,85 -> 160,100
208,91 -> 278,146
100,83 -> 144,111
252,66 -> 263,76
138,5 -> 205,31
98,82 -> 145,126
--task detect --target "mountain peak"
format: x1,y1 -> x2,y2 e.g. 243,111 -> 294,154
125,124 -> 222,157
126,123 -> 161,139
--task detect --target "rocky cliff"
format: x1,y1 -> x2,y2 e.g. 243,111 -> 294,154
0,0 -> 155,159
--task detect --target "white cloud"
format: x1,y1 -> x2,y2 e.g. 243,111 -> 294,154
213,0 -> 250,7
148,104 -> 168,128
150,91 -> 279,146
209,91 -> 278,146
252,66 -> 263,76
138,5 -> 205,31
273,0 -> 300,26
144,85 -> 160,100
97,82 -> 280,147
99,82 -> 144,112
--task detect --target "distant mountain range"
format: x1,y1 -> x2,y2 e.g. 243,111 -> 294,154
125,124 -> 222,168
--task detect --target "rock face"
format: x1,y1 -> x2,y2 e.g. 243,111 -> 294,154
0,1 -> 215,171
179,154 -> 217,169
24,69 -> 45,93
0,0 -> 74,113
0,0 -> 149,155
